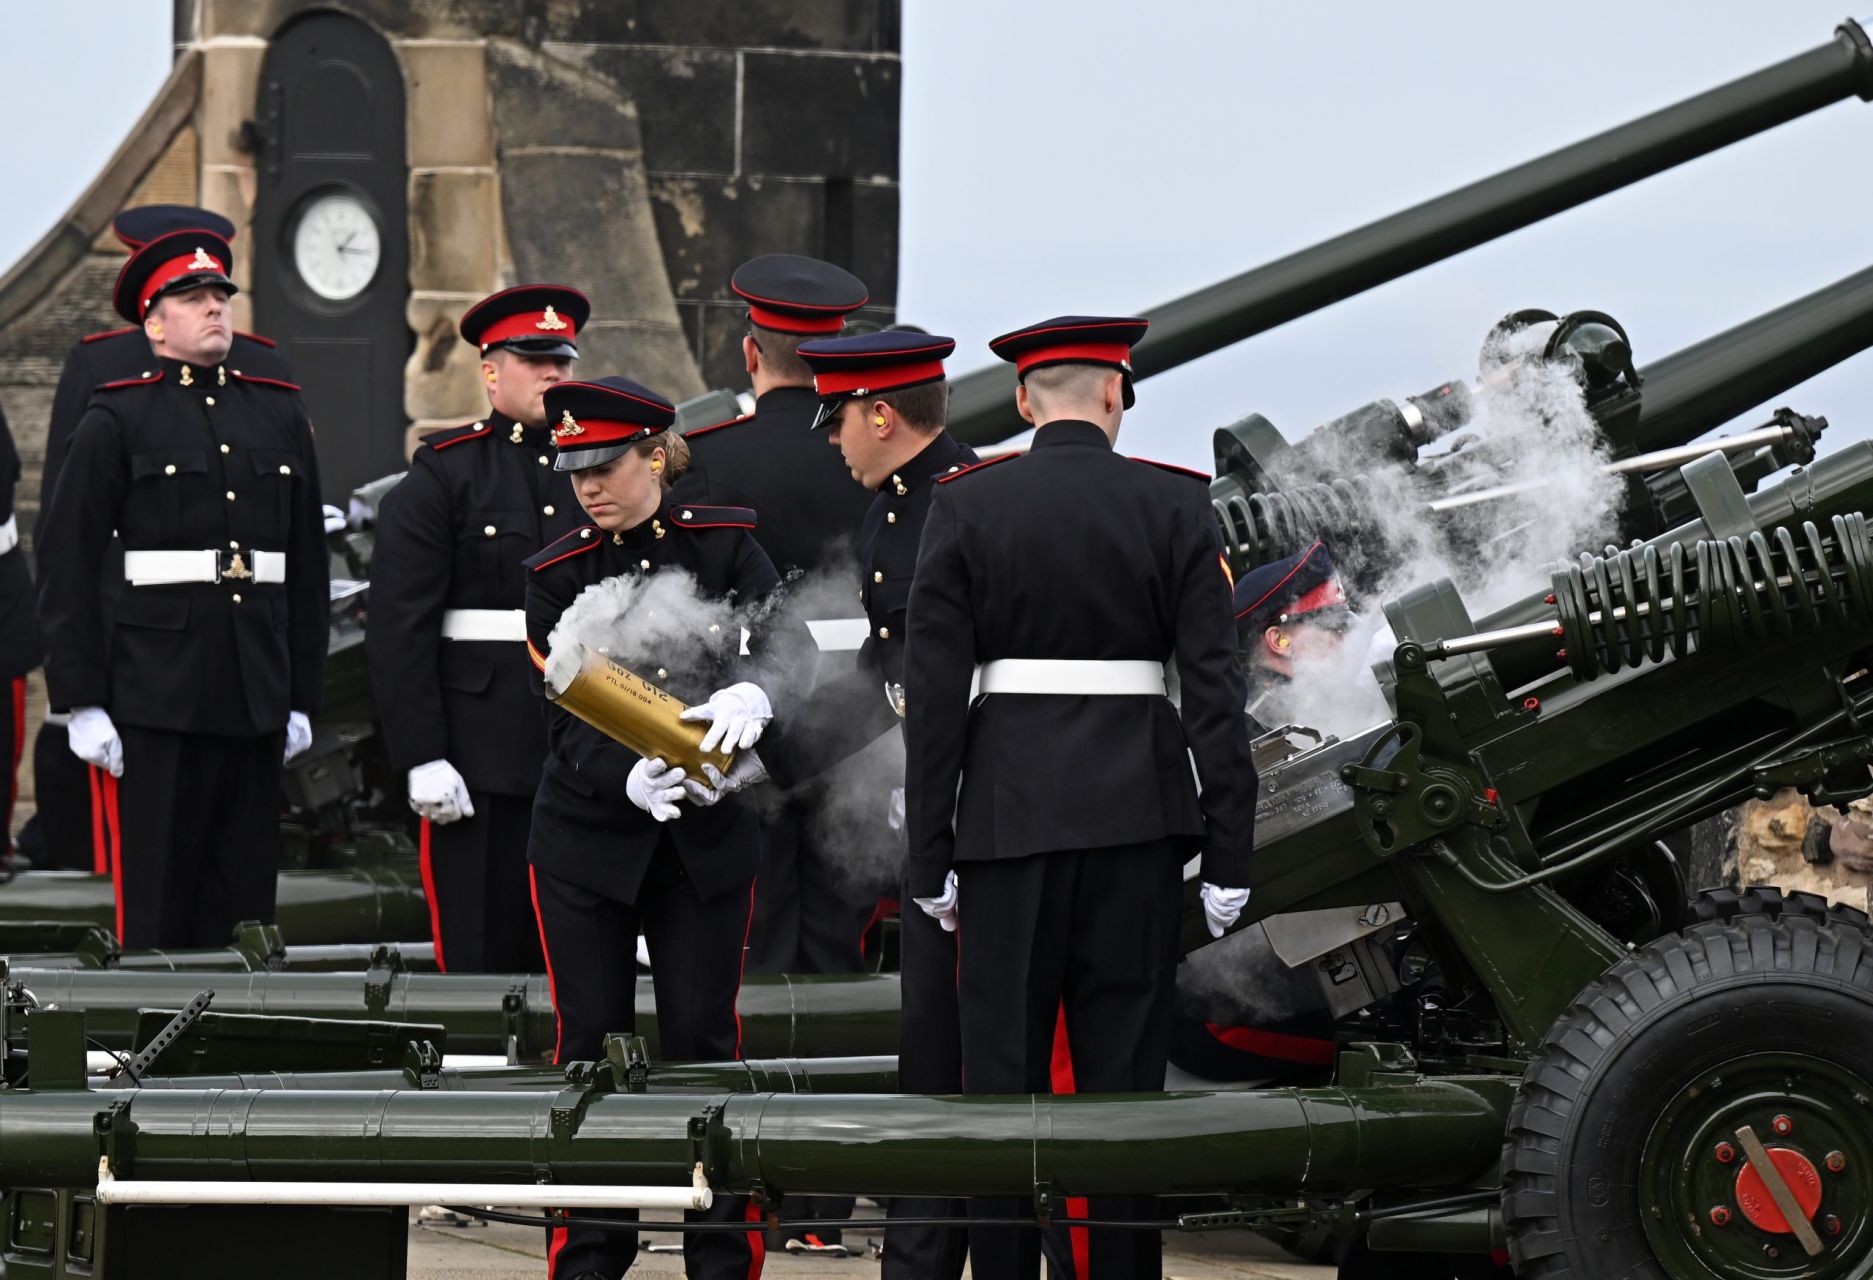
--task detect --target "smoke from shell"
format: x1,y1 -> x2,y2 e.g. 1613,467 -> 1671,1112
1266,338 -> 1625,738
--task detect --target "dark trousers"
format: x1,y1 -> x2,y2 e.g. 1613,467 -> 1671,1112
420,792 -> 544,973
28,720 -> 94,871
3,676 -> 22,858
529,849 -> 761,1280
882,870 -> 967,1280
110,724 -> 283,949
958,841 -> 1182,1280
745,796 -> 877,976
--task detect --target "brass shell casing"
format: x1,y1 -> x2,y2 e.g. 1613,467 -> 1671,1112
546,649 -> 736,777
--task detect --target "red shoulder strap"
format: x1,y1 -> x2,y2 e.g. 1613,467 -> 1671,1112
97,370 -> 163,391
1132,456 -> 1211,482
685,413 -> 753,439
234,330 -> 279,348
669,504 -> 757,530
228,371 -> 303,392
425,421 -> 495,451
81,326 -> 138,344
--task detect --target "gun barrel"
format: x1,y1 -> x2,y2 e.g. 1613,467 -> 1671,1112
0,866 -> 430,946
948,20 -> 1873,445
2,1081 -> 1509,1198
1,969 -> 900,1062
128,1054 -> 900,1094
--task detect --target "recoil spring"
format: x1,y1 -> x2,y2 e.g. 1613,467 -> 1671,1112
1212,475 -> 1386,573
1550,514 -> 1873,681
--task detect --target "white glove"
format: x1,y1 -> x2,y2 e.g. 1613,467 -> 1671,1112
679,682 -> 773,753
1201,882 -> 1251,938
322,504 -> 347,535
408,758 -> 475,824
68,707 -> 124,777
284,711 -> 314,763
887,786 -> 905,832
682,750 -> 770,807
627,756 -> 689,822
913,870 -> 959,933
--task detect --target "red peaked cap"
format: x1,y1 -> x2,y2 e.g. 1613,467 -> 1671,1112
545,375 -> 676,472
989,315 -> 1149,408
1232,541 -> 1351,639
796,329 -> 957,430
460,284 -> 590,359
112,229 -> 238,323
732,253 -> 869,335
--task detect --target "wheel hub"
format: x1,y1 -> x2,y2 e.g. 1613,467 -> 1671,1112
1638,1052 -> 1870,1278
1734,1148 -> 1822,1236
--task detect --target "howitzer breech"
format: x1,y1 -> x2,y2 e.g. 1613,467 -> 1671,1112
2,1082 -> 1510,1197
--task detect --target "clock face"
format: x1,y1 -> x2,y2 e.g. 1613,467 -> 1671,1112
291,191 -> 381,302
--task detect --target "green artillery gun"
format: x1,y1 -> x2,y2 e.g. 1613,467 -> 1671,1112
6,432 -> 1873,1280
0,967 -> 898,1066
0,920 -> 437,974
0,865 -> 429,945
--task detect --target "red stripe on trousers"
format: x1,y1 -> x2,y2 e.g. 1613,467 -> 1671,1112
103,773 -> 123,940
1050,1003 -> 1091,1280
88,764 -> 107,875
5,677 -> 22,836
527,867 -> 564,1065
745,1197 -> 767,1280
418,817 -> 448,971
546,1223 -> 568,1277
1202,1021 -> 1336,1065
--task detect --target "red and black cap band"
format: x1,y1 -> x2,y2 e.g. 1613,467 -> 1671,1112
461,284 -> 591,359
545,375 -> 676,472
797,330 -> 955,430
731,254 -> 868,335
111,229 -> 239,323
989,315 -> 1149,408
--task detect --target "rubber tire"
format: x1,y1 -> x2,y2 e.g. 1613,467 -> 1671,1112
1502,916 -> 1873,1278
1690,883 -> 1871,934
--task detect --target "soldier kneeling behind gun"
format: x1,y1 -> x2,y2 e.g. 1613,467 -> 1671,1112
1169,540 -> 1358,1086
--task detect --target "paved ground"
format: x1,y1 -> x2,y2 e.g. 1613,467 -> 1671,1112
408,1206 -> 1337,1279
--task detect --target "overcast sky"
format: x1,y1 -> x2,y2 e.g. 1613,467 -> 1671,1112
6,2 -> 1873,471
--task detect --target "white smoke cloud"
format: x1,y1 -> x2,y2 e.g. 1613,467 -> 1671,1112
1261,337 -> 1625,738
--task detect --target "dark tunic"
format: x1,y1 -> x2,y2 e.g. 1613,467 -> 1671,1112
366,411 -> 581,795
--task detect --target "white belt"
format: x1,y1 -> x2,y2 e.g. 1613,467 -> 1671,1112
440,608 -> 527,643
0,514 -> 16,555
975,659 -> 1167,696
806,617 -> 870,652
123,549 -> 286,586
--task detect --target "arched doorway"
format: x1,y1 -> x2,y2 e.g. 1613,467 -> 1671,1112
249,11 -> 410,499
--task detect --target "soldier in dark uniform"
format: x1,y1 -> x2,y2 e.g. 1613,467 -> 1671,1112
524,376 -> 803,1280
36,228 -> 328,948
903,316 -> 1260,1280
365,285 -> 589,973
743,329 -> 975,1276
674,255 -> 879,981
1231,540 -> 1355,737
1,404 -> 39,864
32,204 -> 297,874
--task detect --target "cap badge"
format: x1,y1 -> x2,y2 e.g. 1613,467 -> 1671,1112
188,247 -> 218,270
554,410 -> 585,440
536,306 -> 569,332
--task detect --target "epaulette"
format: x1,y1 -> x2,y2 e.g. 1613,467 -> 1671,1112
234,330 -> 278,348
1133,457 -> 1210,482
526,526 -> 604,572
422,421 -> 496,452
81,326 -> 138,344
936,453 -> 1019,484
227,370 -> 302,393
669,504 -> 756,530
684,412 -> 753,440
96,370 -> 163,392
